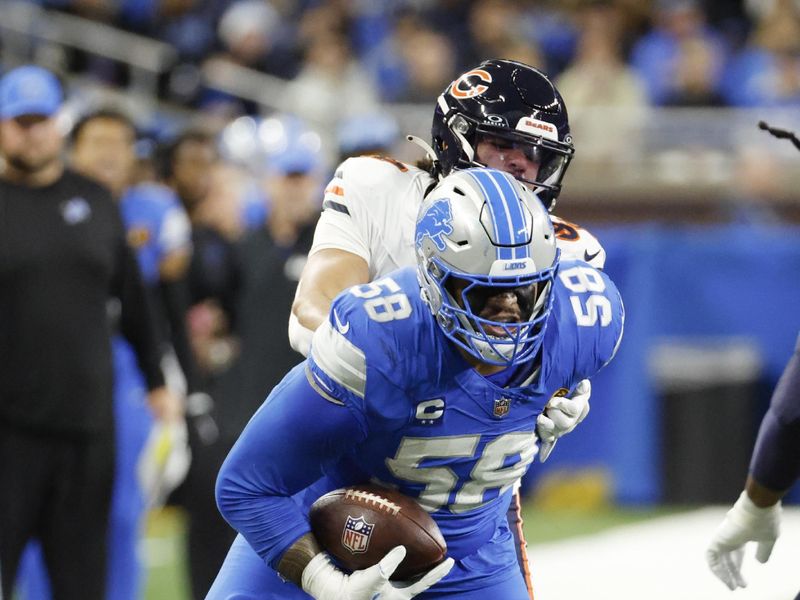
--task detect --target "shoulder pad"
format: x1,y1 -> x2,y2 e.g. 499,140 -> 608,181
551,215 -> 606,269
308,269 -> 423,405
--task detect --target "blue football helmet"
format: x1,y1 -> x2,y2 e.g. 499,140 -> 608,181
415,167 -> 559,367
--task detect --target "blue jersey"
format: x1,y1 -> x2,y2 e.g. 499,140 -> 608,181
215,260 -> 623,594
119,183 -> 191,285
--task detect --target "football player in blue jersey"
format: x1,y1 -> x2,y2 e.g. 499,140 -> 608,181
207,167 -> 624,599
15,109 -> 190,600
290,60 -> 599,595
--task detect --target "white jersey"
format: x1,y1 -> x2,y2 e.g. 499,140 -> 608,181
310,156 -> 606,276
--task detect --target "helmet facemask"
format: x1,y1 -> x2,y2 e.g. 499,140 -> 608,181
419,253 -> 558,367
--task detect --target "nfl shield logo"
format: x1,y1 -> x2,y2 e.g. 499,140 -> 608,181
493,397 -> 511,418
341,515 -> 374,554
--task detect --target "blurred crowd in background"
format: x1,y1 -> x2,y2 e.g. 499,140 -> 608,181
11,0 -> 800,111
6,0 -> 800,225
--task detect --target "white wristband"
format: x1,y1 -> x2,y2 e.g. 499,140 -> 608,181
301,552 -> 344,599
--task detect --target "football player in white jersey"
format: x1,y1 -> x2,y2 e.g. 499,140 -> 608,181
288,59 -> 604,598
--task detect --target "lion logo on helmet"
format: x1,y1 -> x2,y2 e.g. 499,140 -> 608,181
416,198 -> 454,252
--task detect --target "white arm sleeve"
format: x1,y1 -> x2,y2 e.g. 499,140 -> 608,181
552,215 -> 607,269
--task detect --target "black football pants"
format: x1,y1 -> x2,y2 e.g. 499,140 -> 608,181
0,422 -> 114,600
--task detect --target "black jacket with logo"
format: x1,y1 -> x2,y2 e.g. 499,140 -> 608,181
0,169 -> 164,435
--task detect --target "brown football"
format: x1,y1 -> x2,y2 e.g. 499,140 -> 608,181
309,484 -> 447,580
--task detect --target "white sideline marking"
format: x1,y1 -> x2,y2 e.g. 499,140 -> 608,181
528,507 -> 800,600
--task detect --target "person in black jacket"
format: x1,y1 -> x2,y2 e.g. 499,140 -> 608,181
0,65 -> 181,600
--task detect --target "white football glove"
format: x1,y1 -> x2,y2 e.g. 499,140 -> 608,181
706,491 -> 781,590
301,546 -> 454,600
536,379 -> 591,462
137,418 -> 192,508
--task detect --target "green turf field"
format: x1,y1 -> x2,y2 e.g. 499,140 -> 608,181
143,509 -> 191,600
142,503 -> 679,599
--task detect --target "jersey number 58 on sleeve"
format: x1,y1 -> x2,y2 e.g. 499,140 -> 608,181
559,266 -> 612,327
350,277 -> 413,323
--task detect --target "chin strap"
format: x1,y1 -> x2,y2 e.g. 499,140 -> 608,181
758,120 -> 800,151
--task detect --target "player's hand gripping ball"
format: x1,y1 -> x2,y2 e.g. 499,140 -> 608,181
310,484 -> 447,580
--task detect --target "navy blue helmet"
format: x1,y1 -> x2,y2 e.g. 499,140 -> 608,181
431,59 -> 575,211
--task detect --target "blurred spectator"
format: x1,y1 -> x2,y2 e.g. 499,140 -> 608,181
214,0 -> 298,78
196,162 -> 253,243
518,1 -> 580,75
345,0 -> 397,57
69,108 -> 198,394
78,108 -> 194,597
395,26 -> 457,102
162,128 -> 240,600
615,0 -> 658,49
164,128 -> 240,394
494,35 -> 548,72
720,0 -> 800,106
363,10 -> 424,102
631,0 -> 729,105
149,1 -> 218,63
131,136 -> 160,183
557,2 -> 648,109
17,106 -> 196,600
665,35 -> 726,106
0,65 -> 179,600
231,130 -> 323,424
295,1 -> 350,45
336,112 -> 399,162
556,1 -> 648,160
280,30 -> 380,146
167,129 -> 216,222
464,0 -> 523,63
